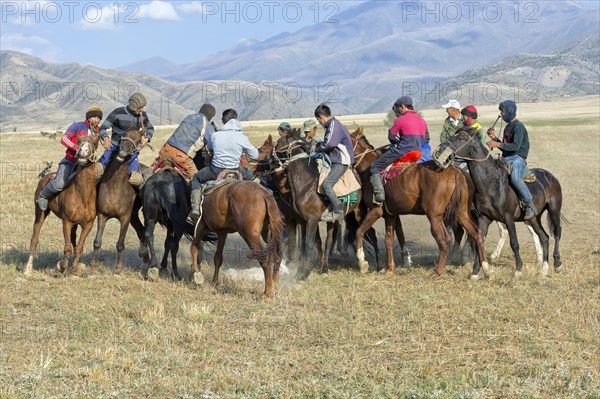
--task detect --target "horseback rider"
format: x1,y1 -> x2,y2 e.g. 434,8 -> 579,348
370,96 -> 428,205
98,92 -> 154,187
440,99 -> 463,144
486,100 -> 537,220
189,109 -> 259,218
313,104 -> 354,222
461,105 -> 488,144
36,106 -> 103,211
155,103 -> 216,181
277,122 -> 292,138
303,119 -> 319,141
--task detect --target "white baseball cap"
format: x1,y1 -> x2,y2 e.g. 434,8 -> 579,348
442,99 -> 461,110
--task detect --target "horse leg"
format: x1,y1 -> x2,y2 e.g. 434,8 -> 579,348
457,211 -> 489,280
190,220 -> 208,276
322,222 -> 336,275
131,200 -> 150,263
212,234 -> 228,287
365,227 -> 382,271
356,207 -> 383,273
61,221 -> 75,275
315,229 -> 325,274
169,230 -> 183,280
298,219 -> 319,280
504,217 -> 524,278
144,218 -> 158,269
383,216 -> 397,274
25,207 -> 50,276
115,215 -> 132,274
548,204 -> 563,271
428,216 -> 451,276
70,221 -> 94,276
525,218 -> 550,277
90,214 -> 109,269
525,223 -> 543,268
394,216 -> 412,267
489,222 -> 508,261
285,218 -> 299,263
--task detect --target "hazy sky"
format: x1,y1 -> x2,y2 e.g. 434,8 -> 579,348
0,0 -> 364,68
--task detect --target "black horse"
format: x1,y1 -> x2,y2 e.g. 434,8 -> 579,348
140,147 -> 214,279
435,128 -> 564,279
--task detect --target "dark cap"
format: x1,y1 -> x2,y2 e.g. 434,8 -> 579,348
394,96 -> 413,107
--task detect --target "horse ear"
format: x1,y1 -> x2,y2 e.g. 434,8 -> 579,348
267,134 -> 273,146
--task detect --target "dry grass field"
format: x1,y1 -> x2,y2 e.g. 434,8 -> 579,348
0,96 -> 598,398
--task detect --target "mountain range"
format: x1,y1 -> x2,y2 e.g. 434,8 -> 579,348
1,1 -> 598,131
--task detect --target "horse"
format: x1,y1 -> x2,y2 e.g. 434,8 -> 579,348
25,133 -> 100,276
348,127 -> 412,270
349,130 -> 488,275
434,128 -> 563,279
89,128 -> 148,273
257,134 -> 338,273
269,134 -> 362,277
140,148 -> 220,281
189,181 -> 285,298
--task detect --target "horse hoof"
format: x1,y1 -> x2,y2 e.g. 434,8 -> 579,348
321,272 -> 329,278
469,274 -> 479,281
555,264 -> 564,273
193,272 -> 204,286
539,261 -> 550,277
513,271 -> 523,279
359,260 -> 369,274
147,267 -> 159,281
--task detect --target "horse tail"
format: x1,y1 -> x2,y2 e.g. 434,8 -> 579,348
247,192 -> 285,265
444,174 -> 465,229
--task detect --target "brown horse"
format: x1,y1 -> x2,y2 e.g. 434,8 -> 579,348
90,128 -> 148,273
269,134 -> 362,277
25,133 -> 100,276
189,181 -> 284,298
349,130 -> 488,275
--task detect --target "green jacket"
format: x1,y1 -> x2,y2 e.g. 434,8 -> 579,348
440,116 -> 463,144
466,121 -> 488,145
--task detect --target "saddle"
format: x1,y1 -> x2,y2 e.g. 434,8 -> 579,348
202,169 -> 243,196
380,150 -> 421,184
152,158 -> 187,178
317,165 -> 362,198
499,158 -> 537,183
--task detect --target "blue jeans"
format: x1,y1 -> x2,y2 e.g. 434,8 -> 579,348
99,143 -> 139,174
40,158 -> 76,198
321,163 -> 347,206
418,141 -> 432,163
370,147 -> 403,174
505,155 -> 532,202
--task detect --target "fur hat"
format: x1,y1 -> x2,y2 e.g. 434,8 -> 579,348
461,105 -> 478,119
128,92 -> 147,111
86,106 -> 103,120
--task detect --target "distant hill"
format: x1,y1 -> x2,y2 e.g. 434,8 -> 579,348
425,31 -> 600,108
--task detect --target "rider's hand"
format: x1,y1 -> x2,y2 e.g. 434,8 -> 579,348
140,137 -> 149,147
486,128 -> 496,139
102,137 -> 111,150
487,140 -> 501,149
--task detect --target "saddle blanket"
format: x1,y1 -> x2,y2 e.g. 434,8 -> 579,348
317,168 -> 362,197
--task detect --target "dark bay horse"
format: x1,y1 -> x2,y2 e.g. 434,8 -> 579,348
349,131 -> 488,275
90,128 -> 147,273
270,134 -> 362,277
435,129 -> 563,278
189,181 -> 284,298
257,134 -> 333,273
25,133 -> 100,276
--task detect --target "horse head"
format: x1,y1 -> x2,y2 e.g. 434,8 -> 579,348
75,133 -> 100,165
117,128 -> 143,161
433,127 -> 486,169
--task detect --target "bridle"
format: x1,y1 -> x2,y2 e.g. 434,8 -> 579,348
433,131 -> 490,169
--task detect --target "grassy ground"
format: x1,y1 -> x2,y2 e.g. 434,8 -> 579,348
0,96 -> 598,398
